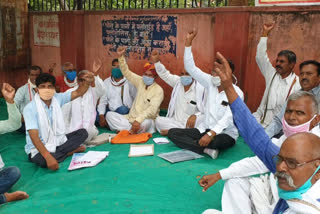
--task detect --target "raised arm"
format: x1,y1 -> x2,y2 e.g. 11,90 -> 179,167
71,71 -> 94,101
151,50 -> 180,87
0,83 -> 21,134
184,30 -> 212,88
215,52 -> 279,173
117,47 -> 142,88
255,22 -> 276,80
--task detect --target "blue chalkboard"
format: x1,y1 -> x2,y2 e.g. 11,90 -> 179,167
102,16 -> 177,59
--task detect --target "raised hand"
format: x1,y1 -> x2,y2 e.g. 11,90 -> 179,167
150,50 -> 160,64
117,47 -> 126,58
185,29 -> 198,47
2,83 -> 15,104
93,58 -> 102,74
83,71 -> 95,85
263,22 -> 275,36
49,63 -> 57,74
198,172 -> 222,192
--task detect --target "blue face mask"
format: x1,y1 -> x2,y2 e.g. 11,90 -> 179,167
111,68 -> 123,79
65,70 -> 77,81
180,76 -> 193,86
143,75 -> 154,86
277,165 -> 320,200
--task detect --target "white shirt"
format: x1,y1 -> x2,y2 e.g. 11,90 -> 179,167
97,77 -> 136,114
184,46 -> 244,139
14,83 -> 36,113
254,37 -> 301,128
154,61 -> 205,125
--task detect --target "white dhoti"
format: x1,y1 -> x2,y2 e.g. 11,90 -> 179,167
155,114 -> 205,133
222,175 -> 276,214
86,126 -> 99,143
106,111 -> 156,133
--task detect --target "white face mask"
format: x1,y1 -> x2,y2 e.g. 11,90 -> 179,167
211,76 -> 221,87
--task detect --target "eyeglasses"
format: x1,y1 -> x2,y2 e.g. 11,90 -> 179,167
272,154 -> 320,169
78,78 -> 85,82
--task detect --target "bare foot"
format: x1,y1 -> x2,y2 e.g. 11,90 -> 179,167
5,191 -> 29,202
67,145 -> 86,156
160,129 -> 169,136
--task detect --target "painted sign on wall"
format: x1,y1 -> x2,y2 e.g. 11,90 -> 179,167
102,16 -> 177,59
33,15 -> 60,47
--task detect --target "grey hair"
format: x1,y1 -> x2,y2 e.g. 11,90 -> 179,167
287,91 -> 319,114
78,70 -> 89,76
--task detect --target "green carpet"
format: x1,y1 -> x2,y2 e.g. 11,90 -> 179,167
0,98 -> 254,214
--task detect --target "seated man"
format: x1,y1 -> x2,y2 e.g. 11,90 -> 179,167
63,68 -> 105,143
199,91 -> 320,214
106,47 -> 164,134
14,65 -> 42,132
97,59 -> 136,128
266,60 -> 320,138
151,50 -> 206,135
55,62 -> 78,92
0,83 -> 28,204
201,52 -> 320,213
167,31 -> 244,159
23,73 -> 93,170
253,22 -> 300,128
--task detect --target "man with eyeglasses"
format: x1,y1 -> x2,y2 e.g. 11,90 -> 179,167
150,50 -> 206,136
167,30 -> 244,159
200,53 -> 320,214
55,62 -> 78,92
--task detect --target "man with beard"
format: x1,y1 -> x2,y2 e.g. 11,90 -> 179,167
266,60 -> 320,138
253,22 -> 300,128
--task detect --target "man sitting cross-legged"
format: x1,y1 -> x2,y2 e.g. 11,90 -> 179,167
201,52 -> 320,213
23,73 -> 94,170
199,90 -> 320,214
151,50 -> 206,136
106,47 -> 164,134
0,83 -> 29,204
168,30 -> 244,159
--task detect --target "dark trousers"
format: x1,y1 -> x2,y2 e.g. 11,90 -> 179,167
0,167 -> 21,204
29,129 -> 88,168
168,128 -> 235,154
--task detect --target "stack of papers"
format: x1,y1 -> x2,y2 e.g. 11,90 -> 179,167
68,151 -> 109,171
128,144 -> 154,157
153,137 -> 170,145
158,150 -> 204,163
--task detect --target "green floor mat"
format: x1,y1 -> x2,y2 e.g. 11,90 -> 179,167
0,99 -> 254,214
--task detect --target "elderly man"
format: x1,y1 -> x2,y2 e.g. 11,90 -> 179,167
199,91 -> 320,214
167,31 -> 244,159
253,22 -> 300,128
106,47 -> 164,134
62,67 -> 105,143
201,52 -> 320,213
14,65 -> 42,132
266,60 -> 320,138
55,62 -> 78,92
23,72 -> 94,170
151,50 -> 206,135
97,59 -> 136,128
0,83 -> 29,204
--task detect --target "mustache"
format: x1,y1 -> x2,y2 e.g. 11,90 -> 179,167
274,171 -> 297,188
301,78 -> 309,82
276,65 -> 283,69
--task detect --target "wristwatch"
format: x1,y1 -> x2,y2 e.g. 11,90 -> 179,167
206,131 -> 213,137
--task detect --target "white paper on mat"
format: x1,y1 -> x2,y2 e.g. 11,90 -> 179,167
68,151 -> 109,171
129,144 -> 154,157
153,137 -> 170,144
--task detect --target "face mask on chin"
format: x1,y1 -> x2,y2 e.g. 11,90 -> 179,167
282,115 -> 316,137
38,88 -> 55,101
143,75 -> 154,86
211,76 -> 221,87
277,165 -> 320,200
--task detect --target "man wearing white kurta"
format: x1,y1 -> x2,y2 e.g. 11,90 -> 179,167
14,66 -> 42,132
167,31 -> 244,159
62,71 -> 105,143
106,47 -> 164,134
97,67 -> 136,127
253,22 -> 300,128
199,58 -> 320,213
150,51 -> 206,135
